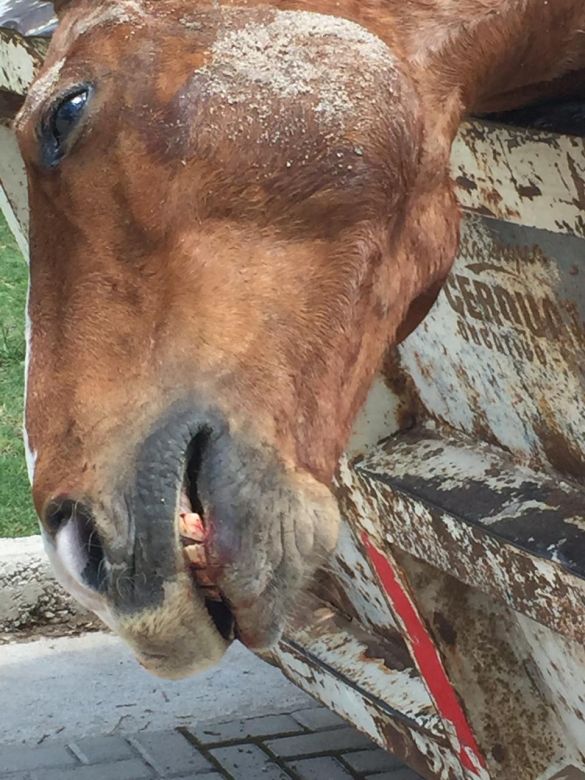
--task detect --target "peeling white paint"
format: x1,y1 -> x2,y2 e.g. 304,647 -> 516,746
0,29 -> 46,94
452,121 -> 585,239
400,217 -> 585,471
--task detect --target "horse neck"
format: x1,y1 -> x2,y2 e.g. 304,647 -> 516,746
390,0 -> 585,116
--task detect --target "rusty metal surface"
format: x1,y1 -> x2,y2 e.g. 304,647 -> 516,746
452,120 -> 585,238
346,373 -> 409,458
272,610 -> 469,780
359,534 -> 489,779
360,428 -> 585,579
0,26 -> 46,97
335,451 -> 585,776
347,430 -> 585,645
516,614 -> 585,772
400,216 -> 585,478
275,640 -> 461,780
0,124 -> 28,253
282,605 -> 440,735
315,116 -> 585,776
388,550 -> 578,780
324,521 -> 401,635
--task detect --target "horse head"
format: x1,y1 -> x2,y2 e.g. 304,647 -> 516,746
15,0 -> 458,677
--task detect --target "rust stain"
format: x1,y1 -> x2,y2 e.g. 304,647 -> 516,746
455,173 -> 478,193
484,188 -> 503,208
550,767 -> 585,780
394,550 -> 562,780
534,425 -> 585,480
380,347 -> 420,431
433,611 -> 457,648
375,717 -> 458,780
517,181 -> 543,199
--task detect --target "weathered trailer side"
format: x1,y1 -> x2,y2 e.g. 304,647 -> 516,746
321,116 -> 585,779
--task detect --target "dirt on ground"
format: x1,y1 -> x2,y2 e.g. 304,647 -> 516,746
0,615 -> 104,645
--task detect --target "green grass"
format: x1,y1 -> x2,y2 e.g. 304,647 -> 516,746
0,214 -> 38,537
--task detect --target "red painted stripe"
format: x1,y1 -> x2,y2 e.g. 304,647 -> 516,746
362,532 -> 486,775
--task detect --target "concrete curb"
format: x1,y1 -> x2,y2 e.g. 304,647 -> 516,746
0,535 -> 89,633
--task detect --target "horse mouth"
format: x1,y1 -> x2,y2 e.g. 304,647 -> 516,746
41,405 -> 340,678
179,431 -> 236,643
91,403 -> 342,677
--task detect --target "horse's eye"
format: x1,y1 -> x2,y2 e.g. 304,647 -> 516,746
41,87 -> 90,167
51,90 -> 88,143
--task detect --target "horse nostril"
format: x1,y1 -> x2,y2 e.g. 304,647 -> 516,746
43,496 -> 107,593
44,496 -> 77,535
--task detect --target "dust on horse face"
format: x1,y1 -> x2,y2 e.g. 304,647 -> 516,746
15,0 -> 457,677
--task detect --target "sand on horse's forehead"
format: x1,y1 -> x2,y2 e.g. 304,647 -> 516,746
200,11 -> 398,121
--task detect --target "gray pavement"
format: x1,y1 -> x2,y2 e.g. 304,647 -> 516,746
0,632 -> 421,779
0,632 -> 313,744
0,708 -> 421,779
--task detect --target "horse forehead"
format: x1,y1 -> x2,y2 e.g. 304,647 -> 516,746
19,5 -> 405,175
195,10 -> 399,125
202,10 -> 398,88
16,0 -> 147,125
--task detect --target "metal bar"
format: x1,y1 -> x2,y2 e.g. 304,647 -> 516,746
362,533 -> 488,778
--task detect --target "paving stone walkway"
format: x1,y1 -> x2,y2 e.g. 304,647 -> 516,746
0,706 -> 422,779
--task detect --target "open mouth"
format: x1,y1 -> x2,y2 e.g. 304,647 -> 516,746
179,431 -> 235,643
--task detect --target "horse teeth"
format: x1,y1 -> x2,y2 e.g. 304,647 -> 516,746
179,511 -> 206,542
184,544 -> 207,567
185,556 -> 222,599
196,571 -> 219,589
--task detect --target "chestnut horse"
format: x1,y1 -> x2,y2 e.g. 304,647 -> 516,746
15,0 -> 585,678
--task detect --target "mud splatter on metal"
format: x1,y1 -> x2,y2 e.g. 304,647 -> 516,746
0,27 -> 46,97
452,120 -> 585,238
400,217 -> 585,479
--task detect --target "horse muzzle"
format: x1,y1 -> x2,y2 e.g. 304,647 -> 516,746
38,402 -> 340,678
